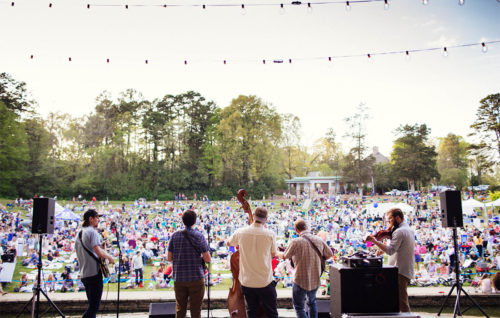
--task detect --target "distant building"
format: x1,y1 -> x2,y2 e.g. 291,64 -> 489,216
372,146 -> 389,164
285,171 -> 341,196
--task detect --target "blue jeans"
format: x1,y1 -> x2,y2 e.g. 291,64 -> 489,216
292,283 -> 318,318
81,272 -> 103,318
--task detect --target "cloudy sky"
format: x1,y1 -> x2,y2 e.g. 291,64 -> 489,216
1,0 -> 499,156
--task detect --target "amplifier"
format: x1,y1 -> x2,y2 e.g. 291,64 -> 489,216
330,265 -> 399,318
341,256 -> 383,268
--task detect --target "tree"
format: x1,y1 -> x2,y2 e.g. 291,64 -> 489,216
280,114 -> 302,179
391,124 -> 438,191
0,102 -> 28,196
218,95 -> 282,187
0,73 -> 35,115
343,103 -> 375,194
437,134 -> 468,189
469,93 -> 500,161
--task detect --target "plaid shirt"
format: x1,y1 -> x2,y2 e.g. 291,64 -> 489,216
283,231 -> 333,291
167,227 -> 208,282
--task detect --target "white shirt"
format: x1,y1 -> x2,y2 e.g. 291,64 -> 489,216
132,254 -> 143,270
386,222 -> 415,280
228,223 -> 277,288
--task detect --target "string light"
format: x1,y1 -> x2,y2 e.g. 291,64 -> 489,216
384,0 -> 389,10
345,1 -> 351,11
49,3 -> 52,8
481,42 -> 488,53
69,57 -> 72,62
458,0 -> 465,5
307,3 -> 313,13
22,40 -> 498,65
279,3 -> 285,15
11,2 -> 14,6
125,4 -> 128,9
87,4 -> 90,9
422,0 -> 429,5
202,4 -> 206,10
240,4 -> 246,15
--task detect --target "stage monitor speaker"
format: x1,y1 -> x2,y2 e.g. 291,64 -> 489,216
440,190 -> 463,228
149,302 -> 175,318
306,299 -> 330,318
330,265 -> 399,318
32,198 -> 55,234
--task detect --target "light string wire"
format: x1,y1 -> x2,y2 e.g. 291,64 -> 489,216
23,40 -> 500,64
4,0 -> 492,9
2,0 -> 395,9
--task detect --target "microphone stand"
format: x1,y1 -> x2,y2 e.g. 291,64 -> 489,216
112,222 -> 123,318
206,223 -> 212,318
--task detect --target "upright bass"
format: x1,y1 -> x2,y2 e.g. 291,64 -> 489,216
227,189 -> 253,318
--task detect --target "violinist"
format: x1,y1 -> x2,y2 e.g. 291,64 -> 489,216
227,207 -> 278,318
366,208 -> 415,313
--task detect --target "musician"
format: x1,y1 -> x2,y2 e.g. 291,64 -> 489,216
281,219 -> 333,318
167,210 -> 211,318
75,209 -> 115,318
366,208 -> 415,312
227,207 -> 278,318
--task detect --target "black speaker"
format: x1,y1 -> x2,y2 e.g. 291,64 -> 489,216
149,302 -> 175,318
330,265 -> 399,318
32,198 -> 55,234
440,190 -> 463,228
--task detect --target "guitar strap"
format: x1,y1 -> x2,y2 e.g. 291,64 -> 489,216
78,230 -> 103,269
302,235 -> 326,272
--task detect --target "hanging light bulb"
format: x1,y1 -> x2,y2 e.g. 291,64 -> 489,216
384,0 -> 389,10
279,3 -> 285,15
405,50 -> 411,61
307,3 -> 313,14
202,4 -> 206,10
442,47 -> 448,57
422,0 -> 429,5
241,4 -> 246,15
458,0 -> 465,5
345,1 -> 351,11
481,42 -> 488,53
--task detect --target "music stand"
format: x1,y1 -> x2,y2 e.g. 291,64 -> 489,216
16,234 -> 65,318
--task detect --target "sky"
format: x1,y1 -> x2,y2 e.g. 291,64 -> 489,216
1,0 -> 500,157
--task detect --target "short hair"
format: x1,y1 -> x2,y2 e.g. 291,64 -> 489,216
182,210 -> 197,227
387,208 -> 404,220
294,219 -> 307,232
492,272 -> 500,291
254,207 -> 268,223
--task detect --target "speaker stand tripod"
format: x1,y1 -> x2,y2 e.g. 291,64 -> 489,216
16,235 -> 65,318
437,228 -> 489,318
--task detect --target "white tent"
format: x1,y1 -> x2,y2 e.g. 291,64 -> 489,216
485,198 -> 500,207
365,202 -> 414,217
461,198 -> 485,216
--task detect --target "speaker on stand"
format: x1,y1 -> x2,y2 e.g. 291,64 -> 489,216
16,198 -> 64,318
437,190 -> 489,318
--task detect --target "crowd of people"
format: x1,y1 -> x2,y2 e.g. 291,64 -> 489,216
0,192 -> 499,308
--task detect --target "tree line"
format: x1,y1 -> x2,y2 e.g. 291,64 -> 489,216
1,72 -> 499,200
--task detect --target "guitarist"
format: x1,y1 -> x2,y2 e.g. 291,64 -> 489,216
280,219 -> 332,318
75,209 -> 115,318
227,207 -> 278,318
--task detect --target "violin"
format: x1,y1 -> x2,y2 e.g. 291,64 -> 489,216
372,225 -> 394,241
227,189 -> 253,318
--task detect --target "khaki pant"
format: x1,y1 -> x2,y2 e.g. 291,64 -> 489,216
174,278 -> 205,318
398,274 -> 411,312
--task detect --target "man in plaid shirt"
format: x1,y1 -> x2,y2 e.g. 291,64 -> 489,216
167,210 -> 211,318
281,219 -> 333,318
